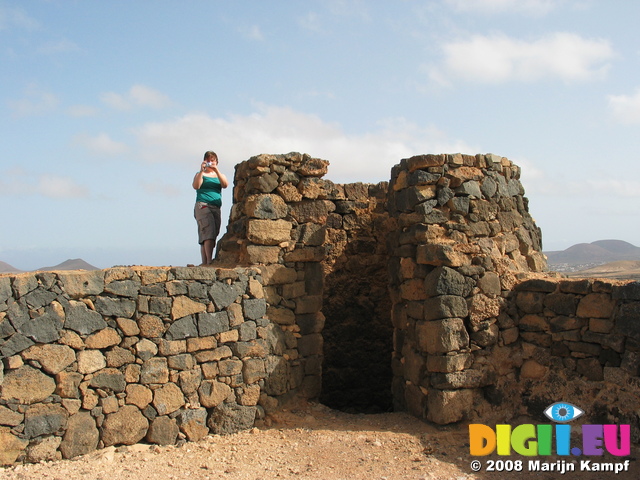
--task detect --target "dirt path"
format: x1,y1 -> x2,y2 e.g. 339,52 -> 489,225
1,402 -> 637,480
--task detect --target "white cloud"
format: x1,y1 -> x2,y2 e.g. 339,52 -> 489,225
298,1 -> 369,33
141,181 -> 182,198
298,12 -> 324,33
608,89 -> 640,124
132,104 -> 476,182
513,157 -> 547,182
327,0 -> 371,21
101,85 -> 172,111
129,85 -> 172,109
297,89 -> 336,100
74,133 -> 129,155
100,92 -> 131,111
571,179 -> 640,197
0,170 -> 88,199
519,164 -> 640,198
430,32 -> 614,85
67,104 -> 100,117
38,175 -> 89,198
239,25 -> 264,41
0,5 -> 39,31
444,0 -> 561,15
8,84 -> 59,117
37,39 -> 81,55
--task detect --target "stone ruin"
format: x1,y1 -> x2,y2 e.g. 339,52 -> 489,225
215,151 -> 640,428
0,151 -> 639,464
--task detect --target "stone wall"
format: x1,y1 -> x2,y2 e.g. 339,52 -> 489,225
216,152 -> 395,413
0,266 -> 309,465
386,153 -> 547,424
2,151 -> 639,465
504,277 -> 640,440
384,153 -> 640,436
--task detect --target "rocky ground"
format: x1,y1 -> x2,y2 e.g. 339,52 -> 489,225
1,401 -> 637,480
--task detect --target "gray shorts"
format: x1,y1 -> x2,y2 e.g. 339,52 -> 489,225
194,202 -> 221,245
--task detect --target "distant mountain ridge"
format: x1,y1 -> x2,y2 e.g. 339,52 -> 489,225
34,258 -> 99,272
545,239 -> 640,269
2,241 -> 638,274
0,258 -> 99,274
0,261 -> 23,274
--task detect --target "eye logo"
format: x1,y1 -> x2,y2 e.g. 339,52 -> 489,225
544,402 -> 584,423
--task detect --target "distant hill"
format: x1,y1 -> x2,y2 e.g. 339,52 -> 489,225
591,239 -> 640,255
0,258 -> 100,273
575,260 -> 640,274
34,258 -> 99,272
566,260 -> 640,281
0,261 -> 24,274
545,240 -> 640,269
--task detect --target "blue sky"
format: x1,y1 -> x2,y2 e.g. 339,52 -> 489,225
2,0 -> 639,270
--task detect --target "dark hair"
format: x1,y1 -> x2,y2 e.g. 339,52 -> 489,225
204,151 -> 218,162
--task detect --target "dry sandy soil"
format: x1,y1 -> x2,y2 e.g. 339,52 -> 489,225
565,261 -> 640,281
1,402 -> 637,480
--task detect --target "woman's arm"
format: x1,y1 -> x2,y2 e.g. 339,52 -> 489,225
192,161 -> 207,189
192,171 -> 204,190
213,167 -> 229,188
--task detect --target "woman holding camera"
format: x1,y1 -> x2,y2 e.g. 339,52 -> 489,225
192,151 -> 229,265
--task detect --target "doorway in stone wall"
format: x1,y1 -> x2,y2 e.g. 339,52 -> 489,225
320,247 -> 394,414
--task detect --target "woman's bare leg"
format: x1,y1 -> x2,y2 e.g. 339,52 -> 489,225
202,239 -> 215,264
200,243 -> 207,265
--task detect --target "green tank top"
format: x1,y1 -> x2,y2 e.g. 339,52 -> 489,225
196,176 -> 222,206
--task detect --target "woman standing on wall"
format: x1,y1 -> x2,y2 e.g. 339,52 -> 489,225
192,151 -> 229,265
